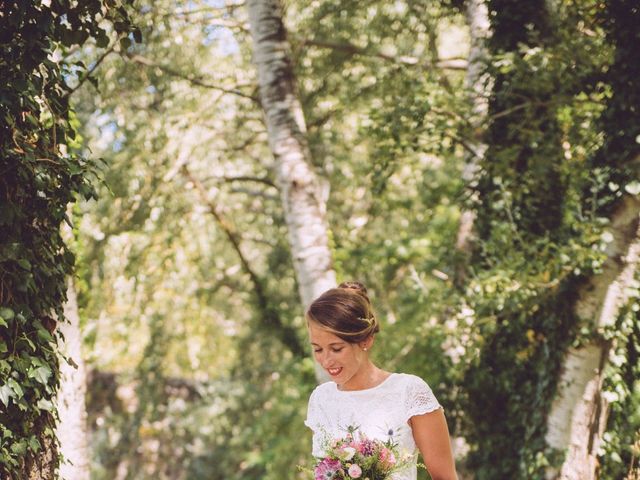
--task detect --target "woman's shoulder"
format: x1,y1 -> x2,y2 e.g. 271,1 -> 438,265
308,380 -> 337,401
391,372 -> 433,389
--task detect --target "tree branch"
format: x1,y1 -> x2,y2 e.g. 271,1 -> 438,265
181,165 -> 305,358
125,53 -> 260,103
66,39 -> 120,98
298,38 -> 468,71
212,175 -> 277,188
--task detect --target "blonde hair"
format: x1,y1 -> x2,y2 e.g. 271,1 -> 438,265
306,281 -> 380,343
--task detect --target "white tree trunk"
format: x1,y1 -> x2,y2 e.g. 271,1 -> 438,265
453,3 -> 490,457
455,0 -> 490,264
546,195 -> 640,480
56,278 -> 91,480
247,0 -> 335,382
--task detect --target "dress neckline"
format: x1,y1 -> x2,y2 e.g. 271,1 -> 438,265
333,372 -> 397,394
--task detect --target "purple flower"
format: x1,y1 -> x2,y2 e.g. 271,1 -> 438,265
314,458 -> 342,480
355,439 -> 376,456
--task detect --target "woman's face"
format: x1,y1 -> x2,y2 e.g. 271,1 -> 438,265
308,321 -> 369,389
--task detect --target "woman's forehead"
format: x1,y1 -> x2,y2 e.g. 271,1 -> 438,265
308,322 -> 344,344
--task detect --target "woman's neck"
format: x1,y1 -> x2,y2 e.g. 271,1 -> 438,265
338,363 -> 390,391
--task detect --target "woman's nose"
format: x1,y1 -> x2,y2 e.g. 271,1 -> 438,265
316,351 -> 326,363
317,351 -> 331,366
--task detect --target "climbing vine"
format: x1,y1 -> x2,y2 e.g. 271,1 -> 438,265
0,1 -> 137,477
461,0 -> 640,478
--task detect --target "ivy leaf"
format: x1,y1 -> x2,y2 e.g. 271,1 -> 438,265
27,436 -> 41,453
0,384 -> 13,406
28,366 -> 52,385
36,398 -> 54,412
625,181 -> 640,196
8,379 -> 24,399
36,327 -> 54,343
10,440 -> 27,455
17,258 -> 31,270
0,308 -> 14,321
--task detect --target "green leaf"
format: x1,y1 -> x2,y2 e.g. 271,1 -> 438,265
28,365 -> 52,385
36,327 -> 54,343
10,440 -> 27,455
96,30 -> 110,48
8,379 -> 24,399
0,384 -> 13,406
119,37 -> 132,50
0,308 -> 14,320
0,317 -> 7,328
36,398 -> 54,412
27,436 -> 41,453
625,181 -> 640,196
17,258 -> 31,270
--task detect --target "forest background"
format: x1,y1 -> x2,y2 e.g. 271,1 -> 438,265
1,1 -> 639,480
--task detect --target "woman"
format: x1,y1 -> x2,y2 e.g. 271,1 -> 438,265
304,282 -> 458,480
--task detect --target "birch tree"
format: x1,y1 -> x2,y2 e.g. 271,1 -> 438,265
545,197 -> 640,480
56,279 -> 91,480
454,0 -> 490,280
246,0 -> 336,374
545,1 -> 640,476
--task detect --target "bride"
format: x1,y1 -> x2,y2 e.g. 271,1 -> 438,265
304,282 -> 458,480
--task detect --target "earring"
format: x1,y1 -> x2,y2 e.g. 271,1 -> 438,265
363,347 -> 368,351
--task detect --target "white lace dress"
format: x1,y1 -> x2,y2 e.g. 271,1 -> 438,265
304,373 -> 442,480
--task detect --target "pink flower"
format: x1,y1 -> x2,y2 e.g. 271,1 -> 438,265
314,458 -> 342,480
355,439 -> 376,456
348,464 -> 362,478
379,447 -> 396,468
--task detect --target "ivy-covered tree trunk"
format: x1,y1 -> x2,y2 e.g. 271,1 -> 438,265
463,1 -> 640,478
246,0 -> 336,381
546,198 -> 639,480
545,2 -> 640,477
462,1 -> 571,478
56,279 -> 90,480
0,2 -> 135,478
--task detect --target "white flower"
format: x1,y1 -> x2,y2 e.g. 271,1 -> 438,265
338,446 -> 356,461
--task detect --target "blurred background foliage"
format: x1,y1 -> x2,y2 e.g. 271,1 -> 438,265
32,0 -> 639,478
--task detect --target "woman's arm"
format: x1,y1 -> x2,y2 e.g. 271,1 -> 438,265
409,408 -> 458,480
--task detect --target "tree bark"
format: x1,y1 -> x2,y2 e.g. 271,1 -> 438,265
454,0 -> 490,282
246,0 -> 336,381
546,195 -> 640,480
56,278 -> 91,480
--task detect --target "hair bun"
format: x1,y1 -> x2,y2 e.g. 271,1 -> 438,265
338,281 -> 370,301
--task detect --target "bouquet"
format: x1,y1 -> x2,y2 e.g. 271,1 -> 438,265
309,427 -> 410,480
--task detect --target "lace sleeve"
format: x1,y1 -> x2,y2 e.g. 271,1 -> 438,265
403,375 -> 442,422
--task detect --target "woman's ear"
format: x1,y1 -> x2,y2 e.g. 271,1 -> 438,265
360,335 -> 375,351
